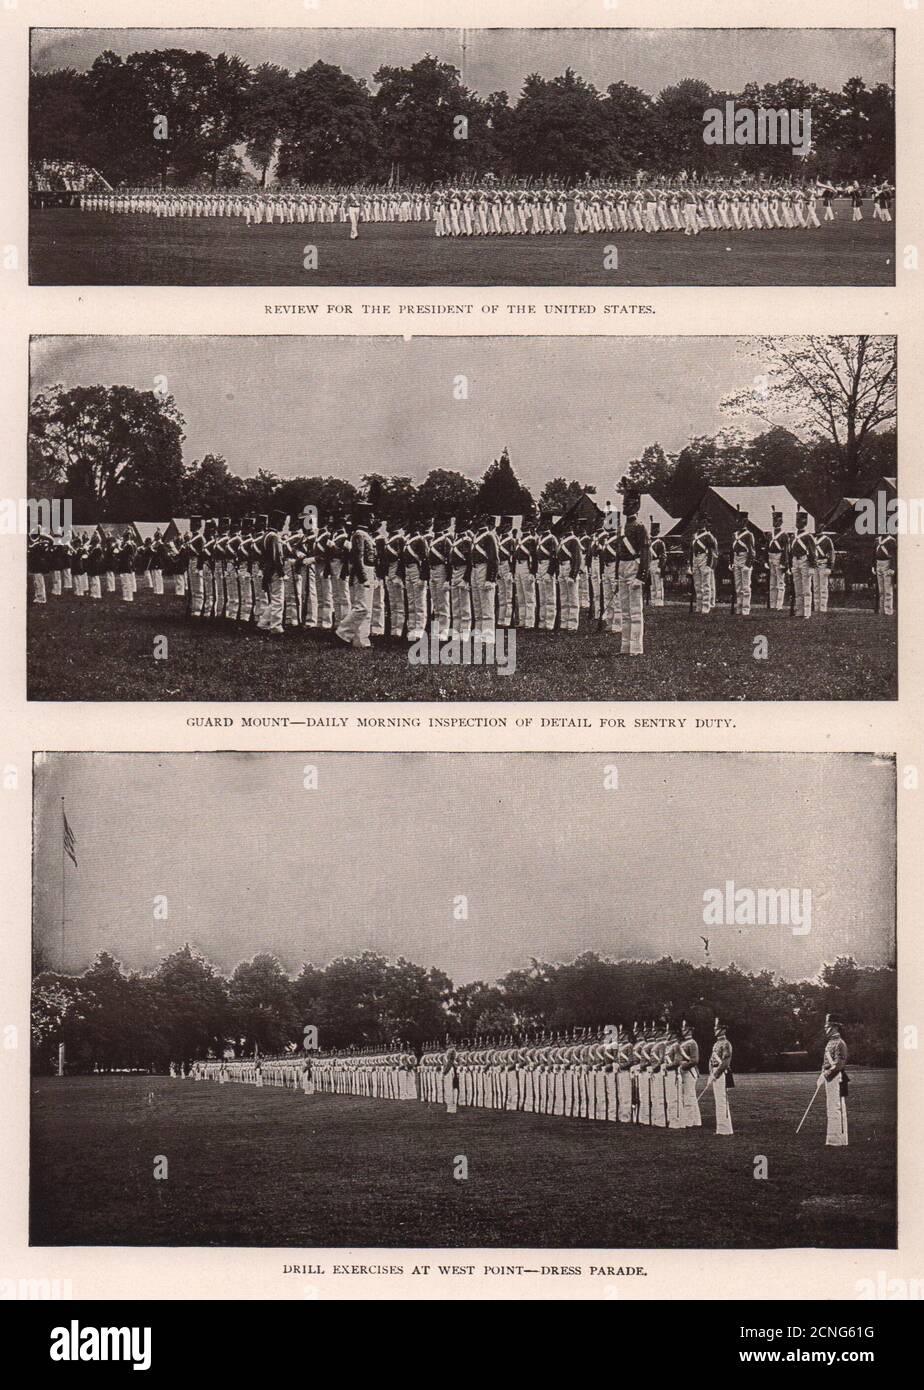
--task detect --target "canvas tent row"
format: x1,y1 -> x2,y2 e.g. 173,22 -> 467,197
666,485 -> 814,547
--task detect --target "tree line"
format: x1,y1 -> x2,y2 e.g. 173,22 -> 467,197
28,336 -> 897,528
31,49 -> 894,188
31,943 -> 895,1075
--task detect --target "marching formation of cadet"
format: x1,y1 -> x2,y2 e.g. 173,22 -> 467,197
76,176 -> 891,244
686,507 -> 895,619
180,1015 -> 855,1146
27,496 -> 653,656
28,498 -> 895,641
180,1019 -> 753,1137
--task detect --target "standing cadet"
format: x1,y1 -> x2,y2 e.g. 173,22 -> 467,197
28,530 -> 50,604
679,1020 -> 701,1127
402,522 -> 429,641
256,511 -> 287,635
427,516 -> 452,641
874,531 -> 896,615
730,507 -> 756,616
556,519 -> 583,632
514,522 -> 538,629
384,521 -> 407,638
690,515 -> 718,615
648,520 -> 666,607
185,517 -> 204,617
449,522 -> 473,641
818,1014 -> 849,1147
496,517 -> 515,628
535,513 -> 559,631
663,1023 -> 683,1129
442,1043 -> 459,1114
314,517 -> 333,630
813,530 -> 837,613
709,1018 -> 734,1135
615,491 -> 649,656
648,1022 -> 667,1127
470,514 -> 500,642
330,517 -> 352,628
790,510 -> 816,619
336,501 -> 377,648
766,510 -> 789,611
600,520 -> 622,635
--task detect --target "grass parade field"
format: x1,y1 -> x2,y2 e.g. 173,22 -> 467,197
30,1071 -> 895,1249
29,205 -> 895,288
28,589 -> 897,702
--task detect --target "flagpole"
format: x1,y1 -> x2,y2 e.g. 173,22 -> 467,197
61,796 -> 66,963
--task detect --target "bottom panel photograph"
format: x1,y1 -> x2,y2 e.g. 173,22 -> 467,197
30,751 -> 896,1251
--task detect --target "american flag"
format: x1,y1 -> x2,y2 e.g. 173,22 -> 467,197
62,810 -> 77,868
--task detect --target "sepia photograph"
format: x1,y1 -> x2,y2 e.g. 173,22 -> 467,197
30,751 -> 897,1251
26,333 -> 898,702
32,756 -> 894,1256
29,27 -> 895,287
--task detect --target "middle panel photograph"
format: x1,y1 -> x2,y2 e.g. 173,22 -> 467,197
26,333 -> 897,703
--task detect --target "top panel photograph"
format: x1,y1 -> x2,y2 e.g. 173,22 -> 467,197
29,27 -> 895,288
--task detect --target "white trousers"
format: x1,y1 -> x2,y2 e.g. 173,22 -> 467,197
732,559 -> 752,615
618,560 -> 644,654
681,1070 -> 701,1127
450,573 -> 471,638
515,569 -> 536,628
792,557 -> 813,618
428,565 -> 450,639
403,563 -> 427,639
876,559 -> 894,615
693,554 -> 712,614
497,564 -> 514,626
256,574 -> 284,632
536,561 -> 557,630
769,556 -> 785,609
471,562 -> 496,640
813,563 -> 831,613
336,577 -> 374,648
558,573 -> 579,631
825,1076 -> 848,1146
713,1073 -> 733,1134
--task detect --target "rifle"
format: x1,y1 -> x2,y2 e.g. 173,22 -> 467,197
788,565 -> 796,617
688,562 -> 695,614
872,562 -> 880,613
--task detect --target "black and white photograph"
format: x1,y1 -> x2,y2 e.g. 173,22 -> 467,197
27,333 -> 898,702
29,27 -> 895,287
29,751 -> 896,1252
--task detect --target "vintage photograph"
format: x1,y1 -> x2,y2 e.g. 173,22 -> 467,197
29,751 -> 896,1251
29,27 -> 895,287
26,333 -> 898,702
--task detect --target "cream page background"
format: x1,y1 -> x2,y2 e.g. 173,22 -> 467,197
0,0 -> 919,1300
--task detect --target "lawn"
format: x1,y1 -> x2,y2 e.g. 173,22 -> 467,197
27,589 -> 897,702
29,204 -> 894,287
29,1071 -> 896,1248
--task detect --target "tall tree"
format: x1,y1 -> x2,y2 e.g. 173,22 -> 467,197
244,63 -> 293,186
29,383 -> 185,519
415,469 -> 479,523
277,62 -> 382,185
505,70 -> 611,180
475,448 -> 535,519
373,56 -> 485,182
721,336 -> 897,494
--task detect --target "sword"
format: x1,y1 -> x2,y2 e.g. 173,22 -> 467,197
796,1078 -> 824,1133
696,1074 -> 715,1103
